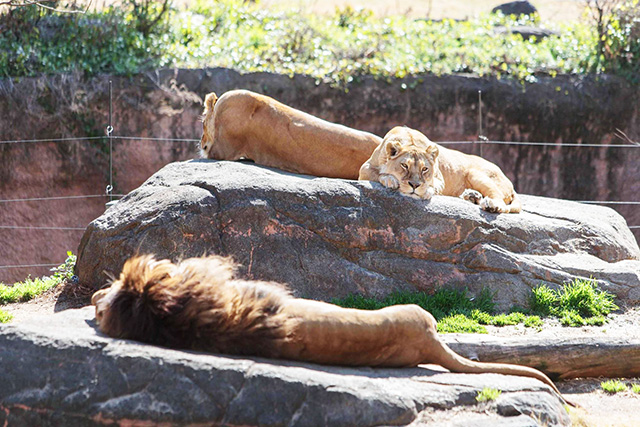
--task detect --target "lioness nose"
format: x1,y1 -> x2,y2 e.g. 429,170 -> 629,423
408,180 -> 420,190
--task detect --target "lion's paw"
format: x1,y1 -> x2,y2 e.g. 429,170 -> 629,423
461,189 -> 483,205
379,174 -> 400,190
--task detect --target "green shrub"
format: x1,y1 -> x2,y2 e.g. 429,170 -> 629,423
632,384 -> 640,394
3,0 -> 629,84
586,0 -> 640,79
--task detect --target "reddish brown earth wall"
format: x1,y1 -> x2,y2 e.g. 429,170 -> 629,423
1,68 -> 638,283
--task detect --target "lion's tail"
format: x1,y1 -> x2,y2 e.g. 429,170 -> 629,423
432,340 -> 576,407
203,92 -> 218,116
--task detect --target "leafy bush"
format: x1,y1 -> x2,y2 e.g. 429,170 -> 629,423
586,0 -> 640,79
0,2 -> 173,77
0,0 -> 628,84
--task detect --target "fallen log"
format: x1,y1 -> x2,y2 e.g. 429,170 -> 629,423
442,335 -> 640,379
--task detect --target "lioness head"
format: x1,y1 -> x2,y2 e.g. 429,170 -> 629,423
200,93 -> 218,158
379,126 -> 440,199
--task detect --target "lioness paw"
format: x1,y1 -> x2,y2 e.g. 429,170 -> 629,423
461,189 -> 483,205
480,197 -> 506,213
423,186 -> 436,200
379,174 -> 400,189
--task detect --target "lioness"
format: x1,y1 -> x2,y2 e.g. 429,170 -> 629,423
92,255 -> 570,406
359,127 -> 522,213
200,90 -> 381,179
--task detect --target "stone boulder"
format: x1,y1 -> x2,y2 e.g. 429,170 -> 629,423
0,307 -> 570,426
491,1 -> 538,16
76,160 -> 640,310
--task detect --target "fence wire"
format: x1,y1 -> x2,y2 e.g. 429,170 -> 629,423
1,131 -> 639,274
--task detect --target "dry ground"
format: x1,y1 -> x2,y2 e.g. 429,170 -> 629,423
3,284 -> 640,426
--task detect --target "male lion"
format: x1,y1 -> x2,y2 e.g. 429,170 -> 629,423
359,127 -> 522,213
92,255 -> 570,405
200,90 -> 381,179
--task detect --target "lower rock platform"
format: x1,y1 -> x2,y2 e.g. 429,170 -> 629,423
0,307 -> 570,426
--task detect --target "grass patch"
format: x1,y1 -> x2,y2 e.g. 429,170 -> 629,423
333,277 -> 617,333
476,387 -> 501,402
601,379 -> 628,394
0,252 -> 76,306
438,314 -> 488,334
530,278 -> 618,327
0,309 -> 13,323
632,384 -> 640,394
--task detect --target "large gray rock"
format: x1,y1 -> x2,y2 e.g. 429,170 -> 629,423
0,307 -> 570,426
491,1 -> 538,16
76,160 -> 640,310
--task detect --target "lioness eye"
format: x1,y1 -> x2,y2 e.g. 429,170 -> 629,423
401,163 -> 408,170
422,166 -> 429,173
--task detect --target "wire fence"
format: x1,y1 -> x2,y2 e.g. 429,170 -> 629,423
1,92 -> 639,275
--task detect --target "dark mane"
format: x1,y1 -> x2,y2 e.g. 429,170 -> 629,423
98,256 -> 296,358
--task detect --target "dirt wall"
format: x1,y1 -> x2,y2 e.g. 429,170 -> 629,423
1,68 -> 638,283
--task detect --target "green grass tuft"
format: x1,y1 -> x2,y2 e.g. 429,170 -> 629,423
601,380 -> 627,394
0,309 -> 13,323
530,278 -> 618,327
476,387 -> 502,402
631,384 -> 640,394
0,252 -> 76,305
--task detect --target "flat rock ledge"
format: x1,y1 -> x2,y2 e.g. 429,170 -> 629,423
76,160 -> 640,310
0,307 -> 570,426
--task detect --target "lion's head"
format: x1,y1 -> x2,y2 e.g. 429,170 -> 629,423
199,93 -> 218,158
92,255 -> 294,356
378,126 -> 441,199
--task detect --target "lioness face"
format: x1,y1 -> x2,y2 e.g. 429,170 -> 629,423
379,128 -> 439,200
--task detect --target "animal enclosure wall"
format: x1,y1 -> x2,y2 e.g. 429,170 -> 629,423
1,68 -> 638,283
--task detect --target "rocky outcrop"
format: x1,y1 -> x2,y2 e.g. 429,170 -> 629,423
0,306 -> 570,426
76,160 -> 640,310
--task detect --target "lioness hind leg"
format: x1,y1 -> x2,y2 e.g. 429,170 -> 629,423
460,189 -> 483,205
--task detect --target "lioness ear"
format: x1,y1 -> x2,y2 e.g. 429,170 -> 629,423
385,141 -> 401,158
203,92 -> 218,116
426,144 -> 439,162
